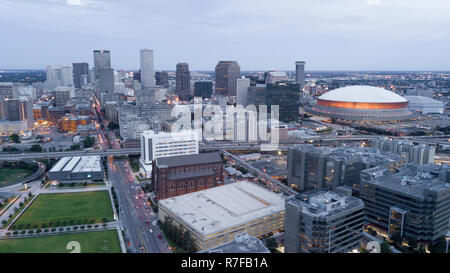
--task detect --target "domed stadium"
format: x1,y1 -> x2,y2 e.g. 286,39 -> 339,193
307,85 -> 415,122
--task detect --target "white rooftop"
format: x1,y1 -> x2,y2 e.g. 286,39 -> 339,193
319,85 -> 407,103
159,181 -> 285,236
49,156 -> 102,173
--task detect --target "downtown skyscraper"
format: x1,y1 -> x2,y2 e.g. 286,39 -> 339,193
93,50 -> 114,94
72,62 -> 89,89
176,63 -> 191,101
215,61 -> 241,97
295,61 -> 306,92
140,49 -> 155,88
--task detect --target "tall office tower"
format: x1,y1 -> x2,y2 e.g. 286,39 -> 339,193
93,50 -> 111,72
295,61 -> 305,92
176,63 -> 191,101
215,61 -> 241,96
155,71 -> 169,87
97,68 -> 114,94
194,81 -> 213,99
140,130 -> 199,178
266,82 -> 300,123
44,65 -> 63,90
247,84 -> 267,108
59,67 -> 74,87
360,164 -> 450,244
140,49 -> 155,88
0,99 -> 34,128
54,87 -> 72,107
287,145 -> 365,191
236,78 -> 250,106
72,63 -> 89,89
0,82 -> 14,99
285,187 -> 364,253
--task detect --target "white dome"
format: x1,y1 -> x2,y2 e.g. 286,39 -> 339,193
319,85 -> 407,103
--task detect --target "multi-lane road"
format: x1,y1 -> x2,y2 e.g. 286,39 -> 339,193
108,157 -> 171,253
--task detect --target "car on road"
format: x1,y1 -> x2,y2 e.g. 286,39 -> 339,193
158,234 -> 162,239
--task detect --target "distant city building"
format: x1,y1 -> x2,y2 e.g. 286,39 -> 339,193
97,68 -> 114,94
360,163 -> 450,244
295,61 -> 305,92
372,137 -> 436,165
404,96 -> 445,114
266,82 -> 300,123
215,61 -> 241,96
93,49 -> 111,72
153,152 -> 223,200
265,71 -> 288,84
285,187 -> 364,253
140,130 -> 199,178
176,63 -> 191,101
155,71 -> 169,88
246,84 -> 266,108
72,62 -> 89,89
236,78 -> 250,106
288,145 -> 408,191
140,49 -> 155,88
105,102 -> 118,123
57,114 -> 90,132
158,181 -> 285,250
48,156 -> 104,183
54,86 -> 72,107
60,66 -> 73,87
193,81 -> 213,99
0,99 -> 34,129
0,82 -> 14,99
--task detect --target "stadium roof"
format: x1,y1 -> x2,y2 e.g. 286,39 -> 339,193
319,85 -> 407,103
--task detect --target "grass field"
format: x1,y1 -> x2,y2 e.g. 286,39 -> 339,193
0,230 -> 121,253
12,191 -> 113,229
0,168 -> 34,187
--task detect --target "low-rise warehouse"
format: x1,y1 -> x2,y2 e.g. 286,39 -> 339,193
48,156 -> 104,183
158,181 -> 285,251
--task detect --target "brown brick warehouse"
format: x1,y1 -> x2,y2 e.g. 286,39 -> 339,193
152,152 -> 224,200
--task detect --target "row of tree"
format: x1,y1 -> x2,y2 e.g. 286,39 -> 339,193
160,216 -> 197,253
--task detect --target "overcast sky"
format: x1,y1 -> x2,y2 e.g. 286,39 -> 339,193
1,0 -> 450,71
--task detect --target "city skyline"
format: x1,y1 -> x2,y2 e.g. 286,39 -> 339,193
1,0 -> 450,71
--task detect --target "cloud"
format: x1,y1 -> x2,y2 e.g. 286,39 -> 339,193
66,0 -> 82,6
366,0 -> 381,6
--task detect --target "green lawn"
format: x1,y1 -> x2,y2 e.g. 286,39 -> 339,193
0,168 -> 34,187
0,230 -> 121,253
12,191 -> 114,229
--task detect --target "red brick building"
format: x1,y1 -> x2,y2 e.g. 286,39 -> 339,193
152,152 -> 223,200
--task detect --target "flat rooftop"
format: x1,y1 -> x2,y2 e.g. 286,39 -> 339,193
49,156 -> 102,173
288,189 -> 364,217
159,181 -> 285,236
156,152 -> 221,168
199,233 -> 270,253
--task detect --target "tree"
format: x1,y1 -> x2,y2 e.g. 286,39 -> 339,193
36,135 -> 45,142
407,237 -> 418,251
29,144 -> 43,152
266,237 -> 278,249
83,136 -> 96,148
390,233 -> 403,247
368,227 -> 377,237
9,133 -> 20,143
107,122 -> 120,130
429,237 -> 447,253
69,144 -> 81,151
380,240 -> 391,253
